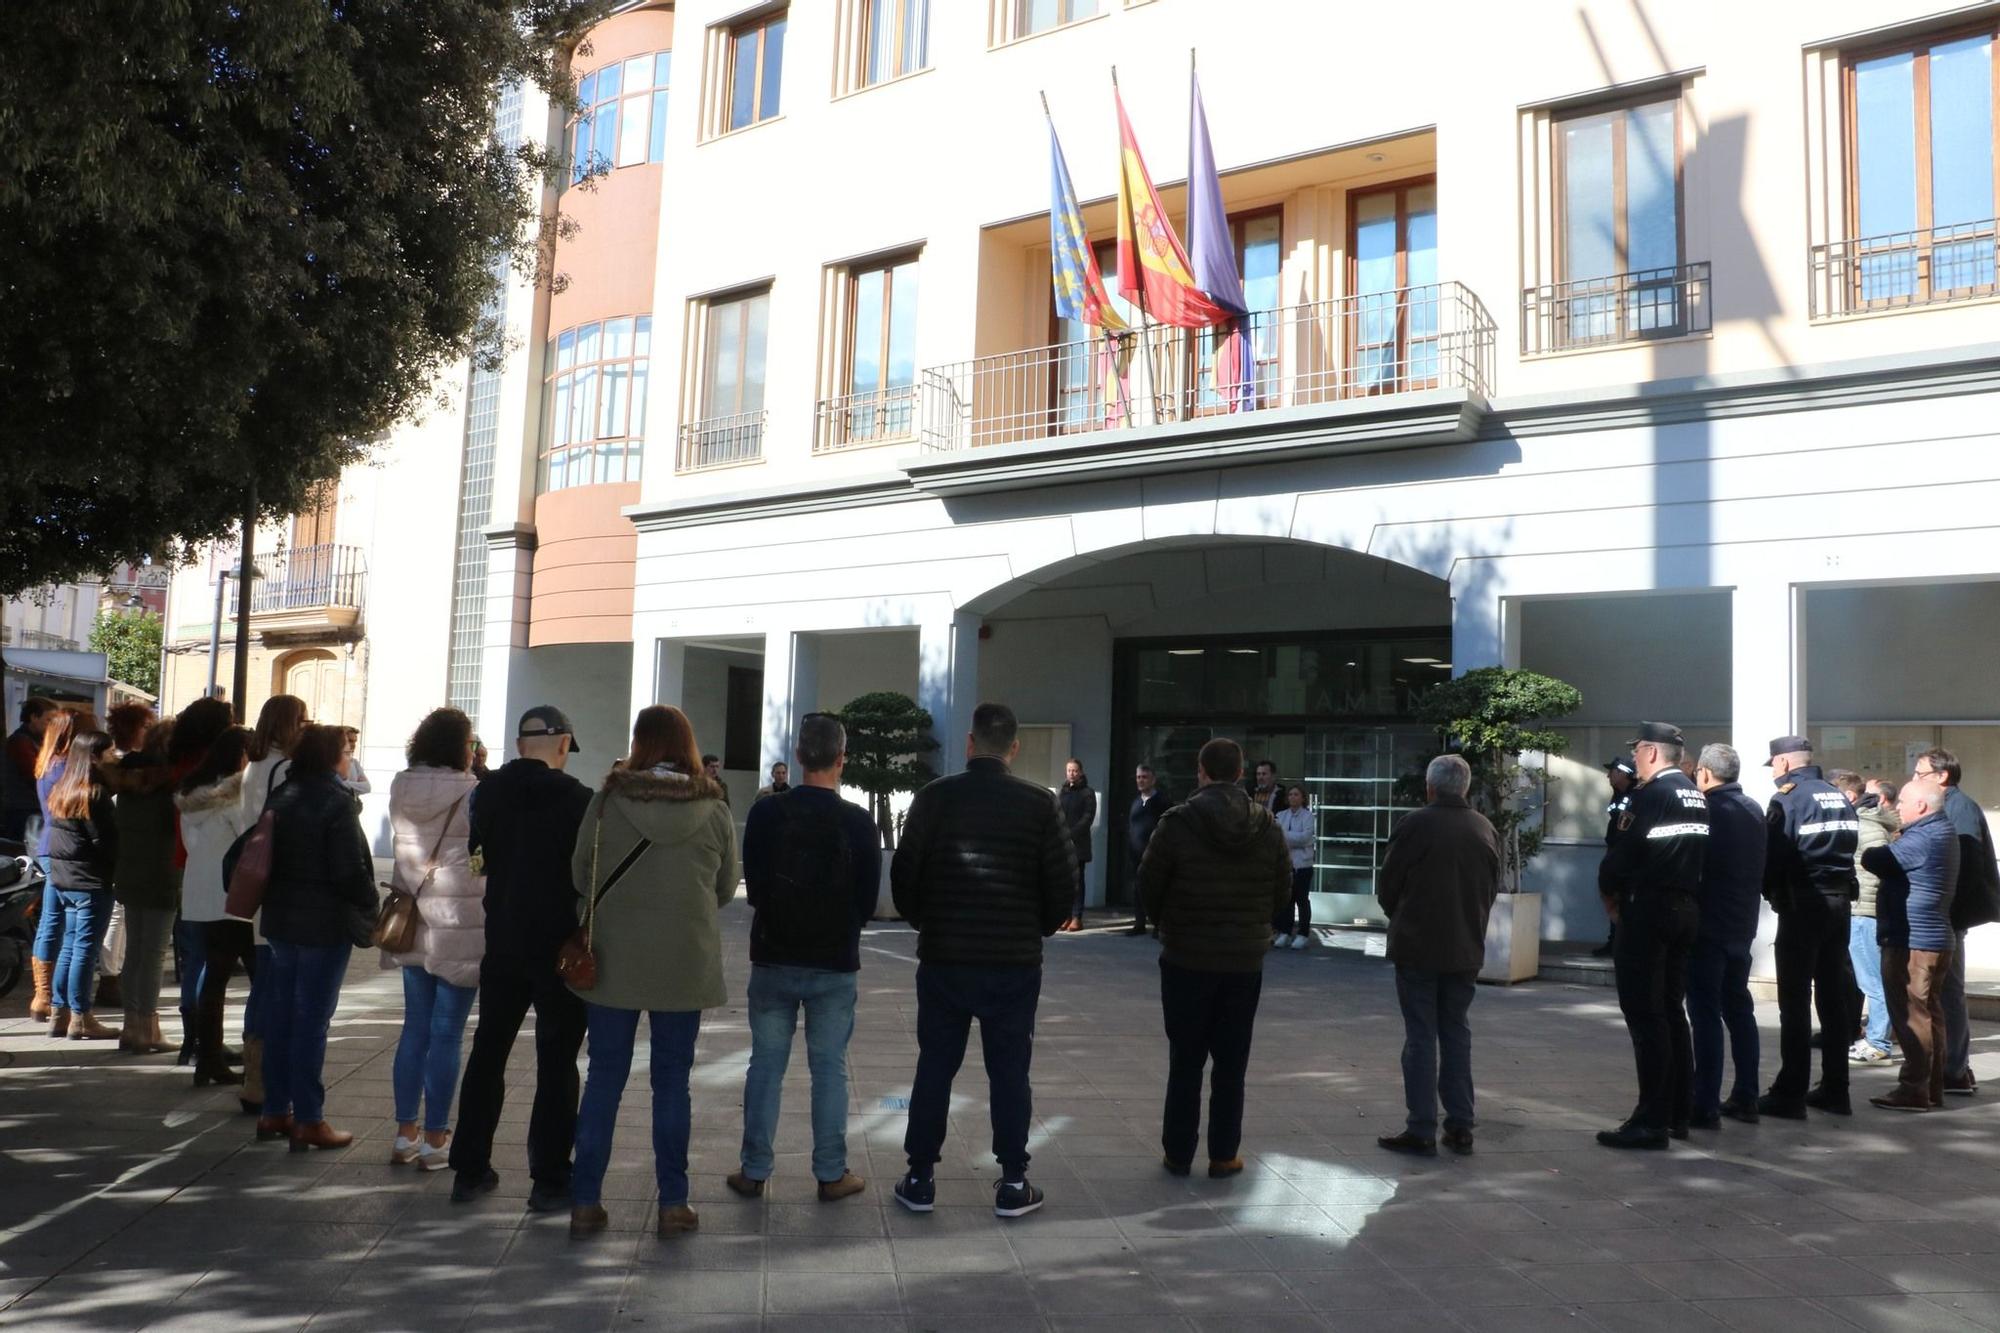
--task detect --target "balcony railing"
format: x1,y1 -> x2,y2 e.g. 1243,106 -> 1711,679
677,410 -> 766,472
813,384 -> 919,454
249,543 -> 366,616
1522,262 -> 1711,354
920,281 -> 1495,454
1810,221 -> 1999,319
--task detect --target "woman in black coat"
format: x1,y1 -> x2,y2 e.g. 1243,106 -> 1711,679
1058,759 -> 1097,932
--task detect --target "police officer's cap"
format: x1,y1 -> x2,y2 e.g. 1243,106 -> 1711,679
1602,757 -> 1637,777
1763,734 -> 1811,766
1628,721 -> 1684,747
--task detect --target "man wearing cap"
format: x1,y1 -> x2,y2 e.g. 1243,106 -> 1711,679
1757,735 -> 1860,1120
1596,722 -> 1709,1150
449,706 -> 596,1208
1594,758 -> 1639,958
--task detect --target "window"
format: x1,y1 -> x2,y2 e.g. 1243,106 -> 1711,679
728,10 -> 787,132
818,255 -> 919,451
539,316 -> 649,491
567,51 -> 672,186
1549,95 -> 1692,345
682,288 -> 770,470
1350,182 -> 1439,391
866,0 -> 928,85
1844,26 -> 1998,306
1011,0 -> 1098,39
1190,210 -> 1282,410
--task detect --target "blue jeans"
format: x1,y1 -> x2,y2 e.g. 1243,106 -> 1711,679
52,888 -> 112,1013
393,967 -> 478,1132
740,965 -> 858,1183
1394,965 -> 1477,1137
572,1004 -> 701,1208
260,942 -> 351,1124
1848,916 -> 1891,1054
1686,936 -> 1760,1117
32,863 -> 62,963
175,918 -> 208,1018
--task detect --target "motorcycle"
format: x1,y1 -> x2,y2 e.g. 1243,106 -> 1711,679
0,837 -> 45,1000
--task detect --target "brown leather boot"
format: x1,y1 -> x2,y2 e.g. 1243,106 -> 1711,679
28,959 -> 53,1021
656,1204 -> 699,1236
47,1007 -> 70,1039
70,1011 -> 122,1041
118,1011 -> 153,1053
289,1121 -> 355,1153
255,1114 -> 294,1142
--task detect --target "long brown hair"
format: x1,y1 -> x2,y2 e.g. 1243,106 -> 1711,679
47,732 -> 114,819
626,705 -> 702,777
248,695 -> 309,762
34,709 -> 98,779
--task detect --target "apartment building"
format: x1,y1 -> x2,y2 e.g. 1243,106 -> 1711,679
164,0 -> 2000,951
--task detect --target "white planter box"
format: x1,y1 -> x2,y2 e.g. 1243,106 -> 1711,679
1480,892 -> 1541,984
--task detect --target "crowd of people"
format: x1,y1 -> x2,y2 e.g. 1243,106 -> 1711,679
5,690 -> 1997,1237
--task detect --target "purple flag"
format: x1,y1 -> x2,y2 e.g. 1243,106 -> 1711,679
1186,70 -> 1246,317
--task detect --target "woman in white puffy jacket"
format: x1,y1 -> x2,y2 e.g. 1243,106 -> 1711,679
384,708 -> 484,1169
176,726 -> 257,1097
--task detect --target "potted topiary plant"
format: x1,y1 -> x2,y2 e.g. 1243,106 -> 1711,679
835,691 -> 941,920
1414,667 -> 1582,982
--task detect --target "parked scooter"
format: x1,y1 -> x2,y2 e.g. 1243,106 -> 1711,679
0,838 -> 45,1000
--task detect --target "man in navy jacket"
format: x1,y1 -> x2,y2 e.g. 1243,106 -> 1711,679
1863,783 -> 1960,1111
1689,744 -> 1766,1128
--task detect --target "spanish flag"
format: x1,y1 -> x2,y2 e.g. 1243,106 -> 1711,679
1114,89 -> 1231,329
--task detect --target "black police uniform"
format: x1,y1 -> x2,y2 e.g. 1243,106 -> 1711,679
1599,766 -> 1709,1138
1605,789 -> 1633,846
1763,762 -> 1860,1106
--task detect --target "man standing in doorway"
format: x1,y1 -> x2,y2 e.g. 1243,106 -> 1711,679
754,762 -> 791,803
703,754 -> 730,805
1057,759 -> 1096,932
1125,765 -> 1170,937
450,706 -> 594,1210
1688,743 -> 1765,1128
1758,735 -> 1860,1119
1249,759 -> 1282,815
1594,757 -> 1638,959
729,713 -> 879,1201
891,703 -> 1073,1219
1598,722 -> 1708,1149
1909,748 -> 2000,1096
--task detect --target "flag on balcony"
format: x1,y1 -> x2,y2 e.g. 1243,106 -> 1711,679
1185,69 -> 1254,410
1114,88 -> 1231,329
1048,122 -> 1127,333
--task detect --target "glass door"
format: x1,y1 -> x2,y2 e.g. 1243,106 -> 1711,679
1348,180 -> 1439,393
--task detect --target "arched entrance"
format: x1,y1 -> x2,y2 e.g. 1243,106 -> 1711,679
273,648 -> 344,725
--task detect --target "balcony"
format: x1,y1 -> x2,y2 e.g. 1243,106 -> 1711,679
677,410 -> 766,472
918,282 -> 1496,455
1810,221 -> 1999,319
813,384 -> 919,454
247,543 -> 365,636
1521,262 -> 1711,354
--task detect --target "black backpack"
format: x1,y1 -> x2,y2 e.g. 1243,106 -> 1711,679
755,791 -> 855,959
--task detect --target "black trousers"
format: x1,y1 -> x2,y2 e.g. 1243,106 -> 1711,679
449,958 -> 587,1186
1159,960 -> 1263,1165
196,919 -> 257,1073
1771,894 -> 1854,1097
1613,893 -> 1698,1132
1129,850 -> 1149,931
1273,867 -> 1312,935
904,962 -> 1041,1178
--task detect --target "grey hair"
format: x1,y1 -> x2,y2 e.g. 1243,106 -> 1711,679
1698,743 -> 1740,784
1425,754 -> 1472,799
1904,784 -> 1947,816
795,713 -> 847,773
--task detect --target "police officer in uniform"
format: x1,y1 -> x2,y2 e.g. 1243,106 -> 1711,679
1597,723 -> 1709,1150
1756,734 -> 1861,1118
1594,758 -> 1639,959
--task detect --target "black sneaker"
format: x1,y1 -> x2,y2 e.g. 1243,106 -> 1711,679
526,1180 -> 572,1213
993,1179 -> 1044,1218
1805,1084 -> 1852,1116
1595,1123 -> 1669,1150
1719,1097 -> 1760,1124
1755,1092 -> 1807,1121
451,1168 -> 500,1203
892,1173 -> 935,1213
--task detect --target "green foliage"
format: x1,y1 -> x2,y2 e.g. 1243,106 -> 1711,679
89,608 -> 163,696
0,0 -> 612,595
836,692 -> 941,850
1415,667 -> 1583,887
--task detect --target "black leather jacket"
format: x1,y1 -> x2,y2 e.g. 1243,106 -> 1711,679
260,771 -> 378,948
891,757 -> 1074,966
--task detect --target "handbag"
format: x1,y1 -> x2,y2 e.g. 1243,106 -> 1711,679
372,792 -> 466,953
221,762 -> 287,920
556,805 -> 651,991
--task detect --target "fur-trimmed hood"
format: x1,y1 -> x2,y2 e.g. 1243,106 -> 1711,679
601,764 -> 727,804
176,771 -> 245,815
597,764 -> 729,849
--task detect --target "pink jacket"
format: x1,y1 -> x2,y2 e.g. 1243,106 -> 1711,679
382,765 -> 484,989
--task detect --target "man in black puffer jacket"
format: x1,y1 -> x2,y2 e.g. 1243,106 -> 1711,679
890,702 -> 1073,1219
1138,738 -> 1289,1178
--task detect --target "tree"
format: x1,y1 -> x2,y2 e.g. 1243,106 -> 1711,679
89,608 -> 164,696
837,692 -> 941,851
0,0 -> 610,596
1414,667 -> 1583,890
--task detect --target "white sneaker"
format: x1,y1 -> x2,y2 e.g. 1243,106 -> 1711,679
417,1134 -> 453,1171
390,1135 -> 421,1166
1851,1042 -> 1892,1064
1273,933 -> 1291,949
1289,933 -> 1309,950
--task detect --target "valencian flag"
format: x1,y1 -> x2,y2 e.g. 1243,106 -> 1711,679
1114,88 -> 1232,328
1184,68 -> 1255,410
1048,122 -> 1127,333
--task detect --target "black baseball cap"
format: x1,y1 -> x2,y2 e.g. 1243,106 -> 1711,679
1629,721 -> 1684,747
1764,734 -> 1811,766
518,705 -> 580,752
1603,757 -> 1637,777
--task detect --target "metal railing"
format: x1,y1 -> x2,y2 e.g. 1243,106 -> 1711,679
1521,261 -> 1710,354
1810,221 -> 1999,319
813,383 -> 919,454
250,543 -> 366,614
920,281 -> 1496,454
677,410 -> 766,472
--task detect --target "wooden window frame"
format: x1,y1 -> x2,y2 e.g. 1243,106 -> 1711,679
1548,91 -> 1689,344
292,483 -> 338,550
1345,176 -> 1438,395
861,0 -> 928,88
1011,0 -> 1097,41
701,289 -> 771,420
1182,206 -> 1283,417
727,9 -> 787,132
1840,20 -> 2000,307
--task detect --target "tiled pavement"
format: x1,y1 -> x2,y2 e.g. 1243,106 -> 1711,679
5,903 -> 2000,1331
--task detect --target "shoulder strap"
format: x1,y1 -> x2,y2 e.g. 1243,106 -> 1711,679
410,790 -> 469,897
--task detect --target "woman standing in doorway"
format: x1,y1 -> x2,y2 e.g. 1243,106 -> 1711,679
1273,785 -> 1315,950
1058,760 -> 1096,932
567,705 -> 737,1241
